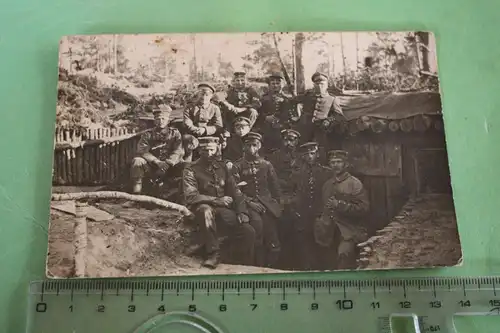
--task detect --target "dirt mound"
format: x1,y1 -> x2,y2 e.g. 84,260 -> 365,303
56,68 -> 142,129
357,194 -> 462,270
46,199 -> 286,278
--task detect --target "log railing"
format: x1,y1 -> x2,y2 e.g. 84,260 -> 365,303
52,126 -> 150,186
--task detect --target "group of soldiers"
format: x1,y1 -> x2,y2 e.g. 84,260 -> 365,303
129,70 -> 371,272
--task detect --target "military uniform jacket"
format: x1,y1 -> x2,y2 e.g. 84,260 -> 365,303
294,90 -> 345,125
136,126 -> 184,166
233,157 -> 282,218
321,172 -> 370,242
183,102 -> 223,136
291,163 -> 331,219
182,159 -> 247,215
223,136 -> 244,162
226,86 -> 262,109
268,149 -> 300,195
258,91 -> 298,127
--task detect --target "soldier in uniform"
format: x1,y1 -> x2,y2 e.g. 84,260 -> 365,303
181,136 -> 255,269
257,72 -> 299,153
183,83 -> 224,137
315,150 -> 370,270
216,71 -> 261,131
222,116 -> 252,162
289,142 -> 331,271
130,107 -> 184,194
233,132 -> 283,267
267,128 -> 301,269
294,72 -> 346,151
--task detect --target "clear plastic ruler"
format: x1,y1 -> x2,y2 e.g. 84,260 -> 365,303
26,276 -> 500,333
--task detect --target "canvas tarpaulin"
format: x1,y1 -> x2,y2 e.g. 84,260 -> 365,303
336,91 -> 442,121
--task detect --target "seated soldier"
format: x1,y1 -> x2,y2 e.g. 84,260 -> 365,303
183,83 -> 223,137
182,136 -> 255,269
215,70 -> 261,132
314,150 -> 370,270
130,107 -> 183,194
233,132 -> 283,267
223,116 -> 252,162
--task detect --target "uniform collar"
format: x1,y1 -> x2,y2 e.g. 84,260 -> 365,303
332,171 -> 350,183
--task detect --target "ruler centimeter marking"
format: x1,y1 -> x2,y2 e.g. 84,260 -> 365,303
27,277 -> 500,333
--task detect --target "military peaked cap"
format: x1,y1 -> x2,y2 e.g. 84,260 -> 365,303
281,128 -> 301,139
298,142 -> 319,153
268,72 -> 284,80
243,132 -> 263,143
327,150 -> 349,161
233,116 -> 251,126
152,105 -> 173,116
233,70 -> 246,77
198,136 -> 220,148
311,71 -> 329,82
197,83 -> 216,93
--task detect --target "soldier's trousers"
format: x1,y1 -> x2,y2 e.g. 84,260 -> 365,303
247,208 -> 281,267
130,157 -> 180,183
194,204 -> 255,266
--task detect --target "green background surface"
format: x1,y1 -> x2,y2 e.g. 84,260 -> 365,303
0,0 -> 498,332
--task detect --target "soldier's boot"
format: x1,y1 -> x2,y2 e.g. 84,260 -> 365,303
265,246 -> 281,268
202,251 -> 220,269
254,245 -> 265,267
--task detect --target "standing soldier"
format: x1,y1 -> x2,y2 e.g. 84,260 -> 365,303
130,107 -> 184,194
233,132 -> 283,267
183,83 -> 224,137
215,71 -> 261,131
314,150 -> 370,270
268,128 -> 301,269
289,142 -> 331,271
223,116 -> 252,162
181,137 -> 255,269
294,72 -> 346,151
257,72 -> 299,153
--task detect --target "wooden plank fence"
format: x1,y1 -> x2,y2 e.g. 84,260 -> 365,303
52,126 -> 148,186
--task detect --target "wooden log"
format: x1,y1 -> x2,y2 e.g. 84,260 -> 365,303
388,120 -> 400,132
399,118 -> 413,132
356,116 -> 370,131
74,200 -> 88,277
370,119 -> 388,133
98,144 -> 104,184
413,114 -> 432,132
90,145 -> 96,185
72,149 -> 78,185
60,150 -> 67,185
51,191 -> 194,217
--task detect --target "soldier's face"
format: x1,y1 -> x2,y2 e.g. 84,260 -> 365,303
234,124 -> 250,137
329,158 -> 346,174
233,77 -> 246,89
244,141 -> 261,156
154,114 -> 169,128
302,151 -> 317,164
199,146 -> 217,159
283,137 -> 298,149
198,88 -> 213,104
269,79 -> 282,93
313,80 -> 328,93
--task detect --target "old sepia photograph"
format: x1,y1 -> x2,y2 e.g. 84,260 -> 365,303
47,31 -> 462,278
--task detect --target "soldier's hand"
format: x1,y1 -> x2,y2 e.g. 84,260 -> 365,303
237,213 -> 249,224
327,197 -> 339,209
156,161 -> 169,172
322,119 -> 331,129
249,201 -> 266,213
265,115 -> 276,123
217,196 -> 233,207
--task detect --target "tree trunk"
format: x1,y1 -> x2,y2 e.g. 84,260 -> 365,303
294,33 -> 306,94
417,32 -> 430,72
51,191 -> 193,217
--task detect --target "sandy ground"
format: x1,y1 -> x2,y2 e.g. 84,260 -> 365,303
357,193 -> 462,270
46,199 -> 287,278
